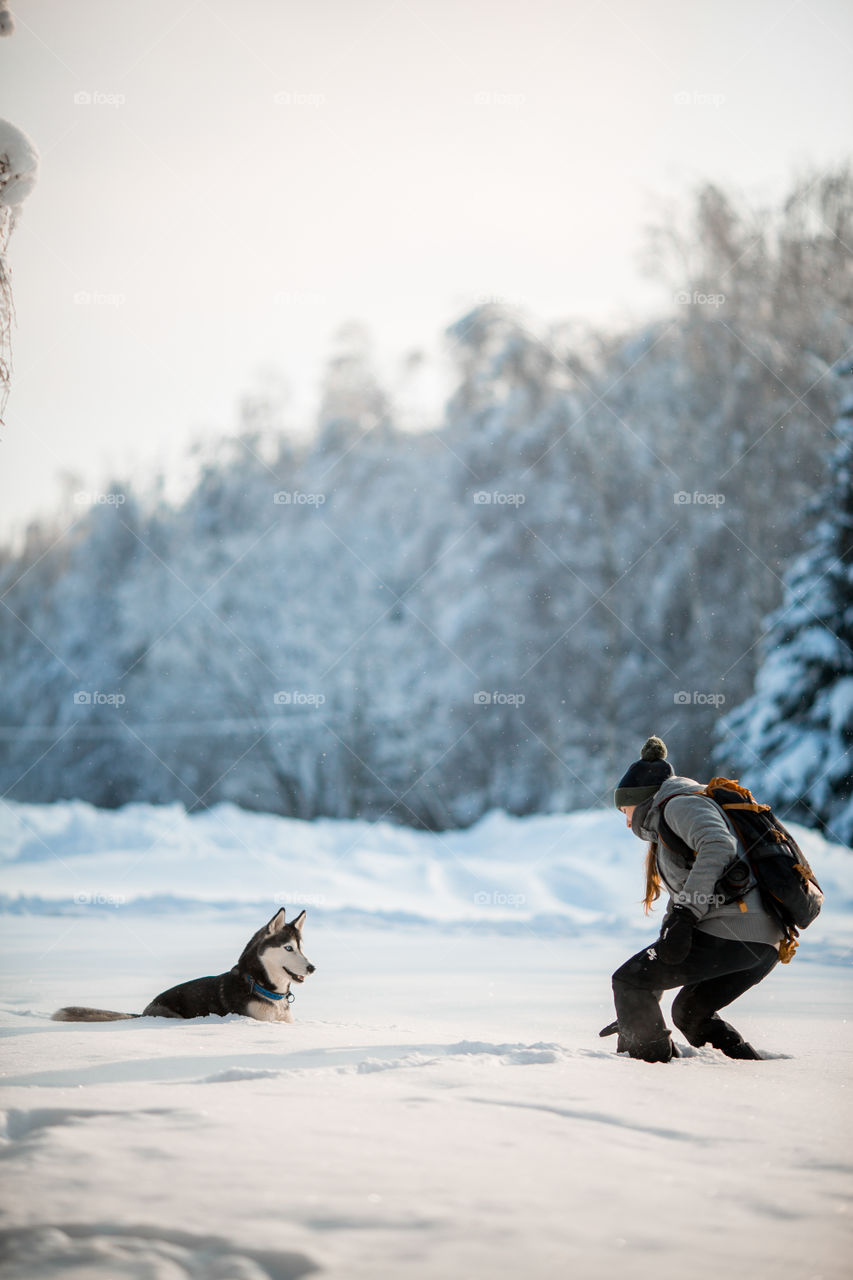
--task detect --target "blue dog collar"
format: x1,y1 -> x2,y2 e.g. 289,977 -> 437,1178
252,979 -> 294,1003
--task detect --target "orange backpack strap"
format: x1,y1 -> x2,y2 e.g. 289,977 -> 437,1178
778,927 -> 800,964
705,777 -> 771,813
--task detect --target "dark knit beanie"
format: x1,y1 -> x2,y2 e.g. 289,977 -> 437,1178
613,736 -> 674,808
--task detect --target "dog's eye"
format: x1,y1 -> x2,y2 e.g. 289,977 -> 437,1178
284,944 -> 294,951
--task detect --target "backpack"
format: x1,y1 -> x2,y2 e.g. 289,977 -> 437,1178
657,777 -> 824,963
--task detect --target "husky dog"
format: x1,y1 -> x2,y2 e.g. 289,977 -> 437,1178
52,908 -> 315,1024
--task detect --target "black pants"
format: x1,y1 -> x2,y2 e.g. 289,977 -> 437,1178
612,931 -> 779,1057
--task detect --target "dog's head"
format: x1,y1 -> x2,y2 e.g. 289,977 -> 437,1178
255,908 -> 315,988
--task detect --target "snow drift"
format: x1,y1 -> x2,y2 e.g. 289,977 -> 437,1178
1,800 -> 851,952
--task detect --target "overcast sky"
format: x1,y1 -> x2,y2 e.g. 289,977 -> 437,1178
1,0 -> 852,538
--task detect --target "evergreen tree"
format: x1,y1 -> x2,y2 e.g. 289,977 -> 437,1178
714,367 -> 853,845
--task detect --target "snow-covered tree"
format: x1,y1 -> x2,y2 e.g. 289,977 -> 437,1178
714,366 -> 853,845
1,171 -> 852,829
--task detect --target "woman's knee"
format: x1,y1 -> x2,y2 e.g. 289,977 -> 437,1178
612,955 -> 646,987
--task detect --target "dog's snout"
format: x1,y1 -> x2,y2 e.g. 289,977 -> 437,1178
307,963 -> 316,974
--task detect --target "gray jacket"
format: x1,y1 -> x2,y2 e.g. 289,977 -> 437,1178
634,776 -> 784,947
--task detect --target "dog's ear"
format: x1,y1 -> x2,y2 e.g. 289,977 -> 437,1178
266,908 -> 287,935
291,910 -> 306,933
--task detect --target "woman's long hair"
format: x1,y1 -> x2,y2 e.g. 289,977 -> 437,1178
643,841 -> 662,913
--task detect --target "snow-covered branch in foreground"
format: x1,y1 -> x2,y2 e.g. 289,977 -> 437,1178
0,117 -> 39,417
0,119 -> 38,212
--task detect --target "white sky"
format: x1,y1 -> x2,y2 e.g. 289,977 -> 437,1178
1,0 -> 852,539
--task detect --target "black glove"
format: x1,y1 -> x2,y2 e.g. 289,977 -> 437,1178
656,904 -> 696,964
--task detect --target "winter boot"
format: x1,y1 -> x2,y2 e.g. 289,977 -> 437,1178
618,1030 -> 677,1062
673,1002 -> 763,1059
601,1021 -> 681,1060
721,1040 -> 762,1060
629,1031 -> 676,1062
699,1014 -> 762,1059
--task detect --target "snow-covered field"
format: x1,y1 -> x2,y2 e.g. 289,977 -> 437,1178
1,802 -> 852,1279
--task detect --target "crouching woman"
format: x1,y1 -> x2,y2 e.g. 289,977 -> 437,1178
606,736 -> 781,1062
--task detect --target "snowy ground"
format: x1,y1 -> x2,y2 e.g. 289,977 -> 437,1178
1,803 -> 852,1279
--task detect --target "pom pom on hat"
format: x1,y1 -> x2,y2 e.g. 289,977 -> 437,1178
614,735 -> 674,808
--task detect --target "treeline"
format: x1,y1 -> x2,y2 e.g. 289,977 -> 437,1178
1,169 -> 851,829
